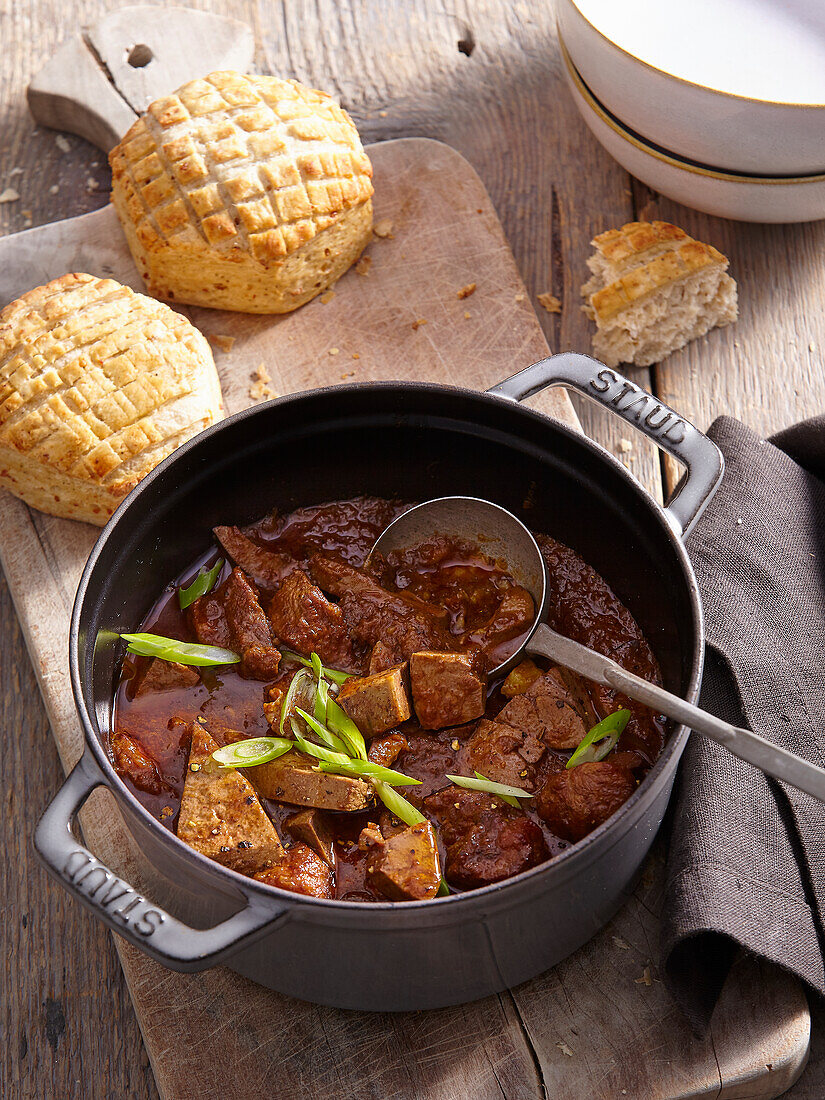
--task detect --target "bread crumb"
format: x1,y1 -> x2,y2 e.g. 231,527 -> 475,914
329,347 -> 340,356
373,218 -> 394,238
379,110 -> 387,118
0,188 -> 19,203
457,282 -> 476,299
352,353 -> 360,359
320,290 -> 335,304
9,167 -> 22,177
86,177 -> 99,192
249,363 -> 275,402
340,371 -> 355,379
537,292 -> 562,314
411,319 -> 427,330
809,342 -> 816,352
463,311 -> 471,320
49,184 -> 59,195
355,255 -> 372,276
634,966 -> 653,986
618,438 -> 632,453
55,134 -> 71,153
514,293 -> 525,303
207,333 -> 235,353
557,1042 -> 574,1058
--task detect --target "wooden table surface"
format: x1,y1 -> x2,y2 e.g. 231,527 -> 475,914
2,2 -> 824,1097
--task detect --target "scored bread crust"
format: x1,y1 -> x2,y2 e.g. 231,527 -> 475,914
0,273 -> 224,525
581,220 -> 738,368
109,71 -> 374,313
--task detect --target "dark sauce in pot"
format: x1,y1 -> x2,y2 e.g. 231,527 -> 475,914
112,496 -> 665,902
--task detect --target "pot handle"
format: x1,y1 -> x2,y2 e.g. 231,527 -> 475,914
487,352 -> 724,538
34,748 -> 283,971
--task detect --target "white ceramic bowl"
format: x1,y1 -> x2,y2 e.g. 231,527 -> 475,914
557,0 -> 825,176
560,41 -> 825,224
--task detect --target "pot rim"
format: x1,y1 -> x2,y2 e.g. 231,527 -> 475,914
70,379 -> 703,917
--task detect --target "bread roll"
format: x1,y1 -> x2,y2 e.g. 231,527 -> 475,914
109,71 -> 374,313
0,273 -> 224,525
581,221 -> 738,367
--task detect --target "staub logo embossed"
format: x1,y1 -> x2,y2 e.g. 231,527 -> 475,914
63,849 -> 164,937
589,369 -> 687,443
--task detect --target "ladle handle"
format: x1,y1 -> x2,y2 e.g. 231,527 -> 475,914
527,624 -> 825,803
487,353 -> 724,538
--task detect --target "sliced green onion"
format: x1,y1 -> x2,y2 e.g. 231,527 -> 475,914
121,632 -> 240,666
294,708 -> 347,754
326,697 -> 368,761
279,647 -> 351,685
291,724 -> 350,765
566,709 -> 631,769
279,668 -> 313,735
446,772 -> 533,806
314,675 -> 330,726
437,877 -> 451,897
317,760 -> 421,786
212,736 -> 292,768
178,559 -> 224,610
373,780 -> 426,827
310,652 -> 324,682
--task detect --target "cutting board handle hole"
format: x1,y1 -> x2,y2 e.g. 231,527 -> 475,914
126,44 -> 153,68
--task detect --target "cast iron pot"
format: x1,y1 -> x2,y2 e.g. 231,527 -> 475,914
34,352 -> 722,1011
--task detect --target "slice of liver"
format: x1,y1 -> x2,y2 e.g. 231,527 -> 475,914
285,809 -> 335,865
337,665 -> 411,736
133,658 -> 200,696
214,525 -> 295,592
252,750 -> 373,811
360,821 -> 441,901
535,759 -> 637,842
367,731 -> 408,768
254,842 -> 333,898
177,723 -> 285,876
310,554 -> 454,665
409,651 -> 487,729
189,567 -> 281,681
424,786 -> 547,888
267,569 -> 355,671
111,731 -> 170,797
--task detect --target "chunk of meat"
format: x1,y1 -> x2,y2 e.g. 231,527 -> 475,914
359,821 -> 441,901
310,554 -> 454,666
337,665 -> 411,736
409,651 -> 487,729
469,584 -> 535,654
266,569 -> 356,671
368,731 -> 408,768
111,731 -> 170,796
177,723 -> 285,875
368,640 -> 395,674
285,809 -> 335,865
189,567 -> 281,681
252,750 -> 373,811
497,667 -> 597,750
254,842 -> 333,898
424,787 -> 547,889
214,525 -> 295,592
535,759 -> 637,842
133,658 -> 200,697
461,719 -> 542,790
500,658 -> 542,699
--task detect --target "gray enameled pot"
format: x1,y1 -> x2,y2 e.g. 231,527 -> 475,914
34,352 -> 723,1011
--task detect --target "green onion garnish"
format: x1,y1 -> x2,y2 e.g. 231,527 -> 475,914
294,708 -> 348,754
446,773 -> 533,806
121,632 -> 240,666
291,724 -> 350,765
314,675 -> 330,726
437,877 -> 451,896
310,652 -> 323,682
178,559 -> 224,610
279,668 -> 312,735
317,760 -> 421,787
326,697 -> 368,761
566,709 -> 631,769
279,647 -> 351,685
212,736 -> 293,768
373,780 -> 426,827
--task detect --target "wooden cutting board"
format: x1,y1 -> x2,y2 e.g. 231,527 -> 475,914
0,136 -> 809,1100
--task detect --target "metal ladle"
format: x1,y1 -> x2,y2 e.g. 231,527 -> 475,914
370,496 -> 825,803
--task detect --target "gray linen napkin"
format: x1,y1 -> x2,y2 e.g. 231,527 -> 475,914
661,414 -> 825,1033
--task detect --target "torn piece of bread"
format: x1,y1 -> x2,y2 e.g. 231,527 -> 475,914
109,71 -> 374,314
0,273 -> 224,525
581,221 -> 738,367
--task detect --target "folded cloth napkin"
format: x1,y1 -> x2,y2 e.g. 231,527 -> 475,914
662,414 -> 825,1034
